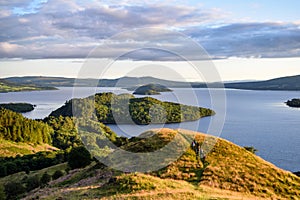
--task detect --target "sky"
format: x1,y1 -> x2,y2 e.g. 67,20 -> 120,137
0,0 -> 300,81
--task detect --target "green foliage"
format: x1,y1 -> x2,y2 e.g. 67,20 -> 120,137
40,172 -> 51,187
0,108 -> 53,144
0,184 -> 6,200
68,146 -> 92,169
52,170 -> 64,180
0,150 -> 67,177
0,103 -> 35,113
4,181 -> 26,200
244,146 -> 258,154
49,92 -> 215,125
133,83 -> 172,95
45,116 -> 82,149
25,175 -> 41,191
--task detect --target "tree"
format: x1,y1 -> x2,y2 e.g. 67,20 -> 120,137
25,175 -> 41,191
40,173 -> 51,187
4,181 -> 26,200
68,146 -> 92,169
0,184 -> 6,200
52,170 -> 64,180
244,146 -> 258,154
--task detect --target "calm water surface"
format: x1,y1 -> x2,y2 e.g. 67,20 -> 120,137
0,87 -> 299,171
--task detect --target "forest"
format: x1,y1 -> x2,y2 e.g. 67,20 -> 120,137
0,109 -> 52,144
0,108 -> 118,178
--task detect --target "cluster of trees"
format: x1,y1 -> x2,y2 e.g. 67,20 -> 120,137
50,92 -> 215,125
45,116 -> 82,149
2,169 -> 65,200
133,83 -> 172,95
0,151 -> 67,177
0,108 -> 52,144
286,98 -> 300,108
0,108 -> 116,177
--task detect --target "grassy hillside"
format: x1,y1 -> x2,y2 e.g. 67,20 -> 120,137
0,139 -> 58,157
153,130 -> 300,199
21,162 -> 264,200
18,129 -> 300,199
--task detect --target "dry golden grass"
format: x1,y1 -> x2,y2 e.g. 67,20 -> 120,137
0,139 -> 58,157
151,129 -> 300,199
18,128 -> 300,200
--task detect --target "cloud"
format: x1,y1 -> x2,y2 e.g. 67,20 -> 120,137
0,0 -> 33,7
187,22 -> 300,58
0,1 -> 299,60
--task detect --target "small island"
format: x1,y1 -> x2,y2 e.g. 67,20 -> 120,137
133,83 -> 173,95
0,103 -> 36,113
286,98 -> 300,108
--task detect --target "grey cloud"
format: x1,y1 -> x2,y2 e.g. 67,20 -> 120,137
0,0 -> 33,7
186,23 -> 300,58
0,1 -> 300,60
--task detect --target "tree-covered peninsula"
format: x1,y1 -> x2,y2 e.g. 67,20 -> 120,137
49,92 -> 215,125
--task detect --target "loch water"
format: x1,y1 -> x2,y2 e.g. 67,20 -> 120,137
1,87 -> 299,171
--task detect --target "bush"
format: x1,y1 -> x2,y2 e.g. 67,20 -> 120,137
0,185 -> 6,200
244,146 -> 258,154
52,170 -> 64,180
25,175 -> 41,191
4,181 -> 26,200
41,172 -> 51,187
68,146 -> 92,169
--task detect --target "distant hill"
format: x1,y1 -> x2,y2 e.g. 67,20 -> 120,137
2,76 -> 195,88
3,74 -> 300,90
0,79 -> 56,93
225,74 -> 300,90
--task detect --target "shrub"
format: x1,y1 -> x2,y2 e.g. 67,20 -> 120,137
68,146 -> 92,169
4,181 -> 26,200
41,172 -> 52,187
52,170 -> 64,180
244,146 -> 258,154
0,185 -> 6,200
25,175 -> 41,191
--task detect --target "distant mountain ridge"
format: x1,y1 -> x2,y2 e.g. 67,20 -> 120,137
2,74 -> 300,90
225,74 -> 300,90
